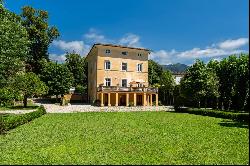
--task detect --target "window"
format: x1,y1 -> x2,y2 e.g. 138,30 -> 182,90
121,62 -> 127,71
121,51 -> 128,55
105,78 -> 111,86
104,60 -> 111,70
121,79 -> 127,87
105,49 -> 111,54
138,53 -> 142,56
137,63 -> 142,72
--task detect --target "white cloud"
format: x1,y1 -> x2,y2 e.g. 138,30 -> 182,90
150,50 -> 177,65
52,39 -> 92,56
150,38 -> 248,64
119,33 -> 141,47
177,47 -> 243,59
49,53 -> 66,63
84,28 -> 111,43
52,40 -> 84,54
218,38 -> 249,50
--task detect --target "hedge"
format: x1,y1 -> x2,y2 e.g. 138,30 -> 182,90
175,107 -> 249,123
0,105 -> 46,134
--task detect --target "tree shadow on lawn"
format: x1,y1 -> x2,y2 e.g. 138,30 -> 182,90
218,120 -> 249,129
168,111 -> 249,129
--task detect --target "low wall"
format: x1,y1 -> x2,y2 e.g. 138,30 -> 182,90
64,94 -> 87,103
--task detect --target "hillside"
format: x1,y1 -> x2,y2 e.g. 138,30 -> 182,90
161,63 -> 188,73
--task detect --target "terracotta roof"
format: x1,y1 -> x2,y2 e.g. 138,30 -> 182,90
86,43 -> 151,58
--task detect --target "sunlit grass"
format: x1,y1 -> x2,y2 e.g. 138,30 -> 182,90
0,112 -> 248,164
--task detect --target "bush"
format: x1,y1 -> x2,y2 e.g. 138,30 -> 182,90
0,105 -> 46,134
175,107 -> 249,123
75,85 -> 86,94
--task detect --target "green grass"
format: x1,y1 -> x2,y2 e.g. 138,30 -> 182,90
0,112 -> 248,165
0,103 -> 38,111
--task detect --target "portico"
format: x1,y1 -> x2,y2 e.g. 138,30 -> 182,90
97,92 -> 158,107
97,84 -> 158,107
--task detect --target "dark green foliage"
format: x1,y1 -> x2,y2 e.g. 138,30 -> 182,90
11,72 -> 48,107
0,4 -> 29,87
178,54 -> 249,111
75,85 -> 86,94
180,59 -> 220,108
148,60 -> 163,85
20,6 -> 59,74
159,70 -> 175,105
0,105 -> 46,134
175,107 -> 249,123
40,61 -> 74,97
212,54 -> 249,111
161,63 -> 188,73
65,53 -> 87,88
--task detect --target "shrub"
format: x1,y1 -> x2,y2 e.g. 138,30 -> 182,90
0,105 -> 46,134
75,85 -> 86,94
175,107 -> 249,123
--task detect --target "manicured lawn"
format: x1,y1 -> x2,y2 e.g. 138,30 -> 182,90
0,112 -> 248,165
0,102 -> 38,111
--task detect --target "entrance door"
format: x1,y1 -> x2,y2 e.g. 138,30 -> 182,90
104,94 -> 108,106
137,95 -> 143,106
120,95 -> 126,106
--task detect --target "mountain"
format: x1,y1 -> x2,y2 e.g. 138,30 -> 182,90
161,63 -> 188,73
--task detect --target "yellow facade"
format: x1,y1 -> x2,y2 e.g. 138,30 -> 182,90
87,43 -> 158,106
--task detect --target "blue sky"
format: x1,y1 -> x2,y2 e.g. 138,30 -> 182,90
5,0 -> 249,65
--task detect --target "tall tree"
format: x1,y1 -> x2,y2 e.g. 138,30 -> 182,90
40,61 -> 74,100
20,6 -> 59,74
65,52 -> 87,87
215,56 -> 238,110
180,59 -> 219,108
0,4 -> 30,87
159,70 -> 175,105
148,60 -> 163,85
11,72 -> 48,107
235,54 -> 249,111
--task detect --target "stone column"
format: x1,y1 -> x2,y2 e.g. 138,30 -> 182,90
115,93 -> 118,106
126,93 -> 129,106
147,95 -> 150,106
156,93 -> 158,106
101,93 -> 104,107
133,93 -> 137,106
108,93 -> 111,106
150,94 -> 153,106
143,93 -> 147,106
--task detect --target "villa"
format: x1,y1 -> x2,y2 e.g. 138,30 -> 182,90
86,43 -> 158,107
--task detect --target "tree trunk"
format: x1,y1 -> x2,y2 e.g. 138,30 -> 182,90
243,87 -> 249,111
228,99 -> 232,111
198,99 -> 201,108
56,95 -> 59,102
205,98 -> 207,109
23,95 -> 28,108
163,91 -> 166,105
60,94 -> 64,106
216,97 -> 219,109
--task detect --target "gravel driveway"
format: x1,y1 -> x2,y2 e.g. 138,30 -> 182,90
0,99 -> 173,114
34,99 -> 174,113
